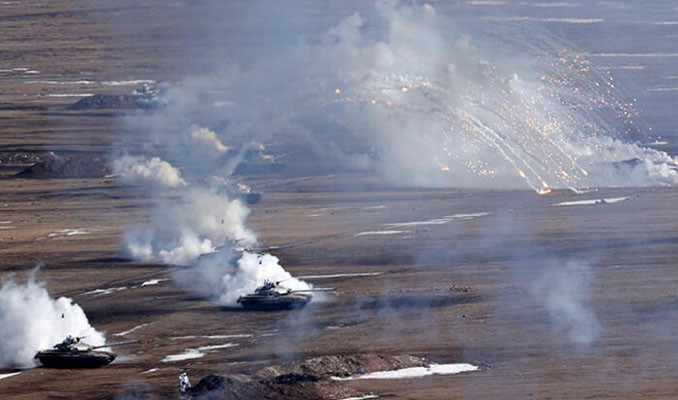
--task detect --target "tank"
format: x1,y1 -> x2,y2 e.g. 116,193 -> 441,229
237,280 -> 332,311
34,336 -> 139,368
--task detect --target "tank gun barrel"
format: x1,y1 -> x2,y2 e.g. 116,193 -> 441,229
291,287 -> 335,292
90,340 -> 139,350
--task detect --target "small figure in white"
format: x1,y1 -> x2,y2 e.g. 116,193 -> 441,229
179,372 -> 192,394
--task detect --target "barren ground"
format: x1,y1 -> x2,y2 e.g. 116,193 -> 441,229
1,1 -> 678,399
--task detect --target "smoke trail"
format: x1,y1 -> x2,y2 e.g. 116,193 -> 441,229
0,270 -> 105,368
531,260 -> 601,345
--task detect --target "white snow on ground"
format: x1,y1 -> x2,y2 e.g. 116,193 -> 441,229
140,279 -> 167,287
171,334 -> 252,340
385,212 -> 490,228
160,349 -> 205,363
648,87 -> 678,92
363,205 -> 386,210
600,65 -> 645,70
591,53 -> 678,58
24,80 -> 94,85
332,363 -> 479,380
101,80 -> 155,86
337,395 -> 379,400
161,343 -> 238,363
140,368 -> 159,374
114,323 -> 150,337
0,371 -> 22,380
298,272 -> 382,279
521,2 -> 579,7
354,230 -> 408,237
467,1 -> 508,5
46,93 -> 94,97
41,229 -> 90,240
83,287 -> 127,296
0,221 -> 12,224
0,226 -> 15,230
482,16 -> 603,23
204,334 -> 252,339
196,343 -> 239,352
65,229 -> 89,236
552,197 -> 629,207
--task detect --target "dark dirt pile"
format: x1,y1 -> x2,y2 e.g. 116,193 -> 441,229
15,152 -> 109,179
68,94 -> 160,110
186,354 -> 428,399
0,151 -> 43,166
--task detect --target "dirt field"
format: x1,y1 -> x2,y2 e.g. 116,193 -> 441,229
1,1 -> 678,399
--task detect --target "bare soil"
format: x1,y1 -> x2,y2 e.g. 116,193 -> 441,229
1,1 -> 678,399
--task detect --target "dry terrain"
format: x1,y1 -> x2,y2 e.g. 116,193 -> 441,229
1,1 -> 677,399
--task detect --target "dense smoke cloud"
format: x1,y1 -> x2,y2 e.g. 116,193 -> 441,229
124,1 -> 676,192
112,154 -> 186,188
0,271 -> 105,368
121,186 -> 256,266
116,1 -> 676,304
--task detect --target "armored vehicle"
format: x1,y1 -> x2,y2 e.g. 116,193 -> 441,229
34,336 -> 138,368
237,280 -> 332,311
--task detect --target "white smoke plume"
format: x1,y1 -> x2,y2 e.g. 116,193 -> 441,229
121,187 -> 256,266
189,124 -> 229,155
0,271 -> 105,368
112,154 -> 186,188
531,260 -> 601,345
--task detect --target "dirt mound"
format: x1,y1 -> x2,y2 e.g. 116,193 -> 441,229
68,94 -> 160,110
187,354 -> 428,399
0,151 -> 43,166
15,152 -> 109,179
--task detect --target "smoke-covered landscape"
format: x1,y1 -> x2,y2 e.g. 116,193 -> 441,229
1,0 -> 677,398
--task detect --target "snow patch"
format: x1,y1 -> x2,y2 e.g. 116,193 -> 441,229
354,230 -> 408,237
196,343 -> 238,352
552,197 -> 628,206
385,212 -> 490,227
482,16 -> 603,23
140,368 -> 159,374
101,79 -> 155,86
46,93 -> 94,97
160,349 -> 205,363
332,363 -> 479,380
114,323 -> 150,337
140,279 -> 167,287
83,287 -> 127,296
298,272 -> 382,279
171,334 -> 252,340
0,371 -> 21,380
